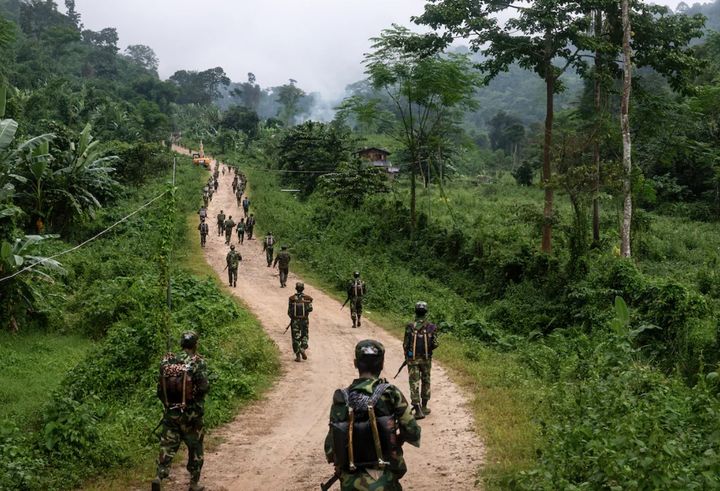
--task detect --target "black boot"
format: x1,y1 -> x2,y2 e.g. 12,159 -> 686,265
412,404 -> 425,420
151,477 -> 162,491
422,398 -> 431,415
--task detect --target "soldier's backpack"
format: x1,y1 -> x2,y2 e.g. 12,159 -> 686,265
289,295 -> 312,318
350,280 -> 366,298
330,383 -> 399,471
200,223 -> 209,235
199,209 -> 207,219
158,353 -> 194,409
266,236 -> 275,247
406,321 -> 437,361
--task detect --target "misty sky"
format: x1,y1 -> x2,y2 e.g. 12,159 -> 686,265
74,0 -> 685,99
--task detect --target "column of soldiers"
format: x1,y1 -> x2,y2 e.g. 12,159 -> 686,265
171,159 -> 439,491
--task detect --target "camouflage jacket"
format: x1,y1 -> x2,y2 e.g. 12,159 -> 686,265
216,213 -> 226,224
324,377 -> 421,477
226,250 -> 241,269
158,350 -> 209,418
274,251 -> 291,269
224,219 -> 236,232
403,318 -> 439,361
236,221 -> 245,232
263,235 -> 275,250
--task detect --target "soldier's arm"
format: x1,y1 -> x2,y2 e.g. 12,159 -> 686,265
428,323 -> 439,350
193,359 -> 210,399
391,387 -> 421,447
403,325 -> 412,354
287,298 -> 293,318
325,390 -> 348,463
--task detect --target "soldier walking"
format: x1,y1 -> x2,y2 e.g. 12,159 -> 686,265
346,271 -> 367,328
224,215 -> 236,246
242,196 -> 250,218
235,188 -> 242,207
152,331 -> 209,491
198,218 -> 209,248
236,218 -> 245,245
324,339 -> 421,491
288,282 -> 313,362
246,213 -> 255,240
273,245 -> 291,288
225,245 -> 241,287
403,301 -> 438,420
232,175 -> 238,194
263,232 -> 275,267
198,206 -> 208,222
216,210 -> 226,236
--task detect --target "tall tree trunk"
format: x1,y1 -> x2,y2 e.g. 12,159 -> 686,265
541,31 -> 555,254
621,0 -> 633,258
592,10 -> 602,245
410,165 -> 417,236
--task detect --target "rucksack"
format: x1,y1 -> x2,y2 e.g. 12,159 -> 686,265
158,354 -> 194,409
266,236 -> 275,247
290,295 -> 311,318
330,383 -> 399,471
350,280 -> 365,298
200,223 -> 209,234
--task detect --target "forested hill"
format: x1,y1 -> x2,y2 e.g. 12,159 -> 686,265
682,0 -> 720,31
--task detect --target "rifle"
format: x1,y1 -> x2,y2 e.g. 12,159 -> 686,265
393,360 -> 408,379
340,297 -> 350,310
283,322 -> 292,334
320,471 -> 340,491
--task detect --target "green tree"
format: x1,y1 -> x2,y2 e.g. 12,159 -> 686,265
123,44 -> 159,73
359,25 -> 479,233
221,105 -> 260,140
275,79 -> 306,126
170,67 -> 230,105
318,160 -> 390,208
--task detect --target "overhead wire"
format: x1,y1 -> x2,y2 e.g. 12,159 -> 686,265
0,190 -> 170,283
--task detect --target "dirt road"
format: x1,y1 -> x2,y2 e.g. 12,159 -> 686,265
165,148 -> 484,490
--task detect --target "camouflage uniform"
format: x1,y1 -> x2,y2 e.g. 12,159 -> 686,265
246,216 -> 256,240
236,220 -> 245,245
263,234 -> 275,267
224,218 -> 235,245
288,291 -> 312,358
197,221 -> 209,248
236,188 -> 242,207
273,249 -> 291,287
216,212 -> 226,236
403,318 -> 438,409
242,197 -> 250,218
226,249 -> 241,287
347,278 -> 367,328
156,351 -> 209,486
324,377 -> 421,491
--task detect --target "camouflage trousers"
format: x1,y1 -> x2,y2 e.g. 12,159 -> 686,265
200,233 -> 207,247
291,318 -> 309,354
340,469 -> 403,491
350,297 -> 363,326
278,267 -> 288,287
225,231 -> 233,245
228,267 -> 238,286
157,413 -> 204,483
237,230 -> 244,244
266,248 -> 274,267
407,359 -> 432,404
217,223 -> 224,236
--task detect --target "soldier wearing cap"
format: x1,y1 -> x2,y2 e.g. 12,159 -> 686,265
153,331 -> 209,491
288,282 -> 313,362
403,301 -> 438,419
324,339 -> 421,491
273,245 -> 291,288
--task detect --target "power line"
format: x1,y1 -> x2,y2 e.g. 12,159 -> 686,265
0,190 -> 170,284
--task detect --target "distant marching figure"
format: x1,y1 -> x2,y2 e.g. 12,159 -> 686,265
346,271 -> 367,328
225,245 -> 241,288
198,218 -> 209,248
235,187 -> 242,207
287,282 -> 313,362
232,175 -> 238,194
403,301 -> 439,420
263,232 -> 275,267
236,218 -> 245,245
242,196 -> 250,219
273,245 -> 291,288
216,210 -> 226,236
224,215 -> 236,246
245,213 -> 256,240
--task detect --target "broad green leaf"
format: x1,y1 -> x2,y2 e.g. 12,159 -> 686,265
0,119 -> 18,150
0,84 -> 6,118
614,296 -> 629,325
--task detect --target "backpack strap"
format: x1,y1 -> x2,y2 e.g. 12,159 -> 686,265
367,383 -> 391,469
340,388 -> 357,471
369,383 -> 390,407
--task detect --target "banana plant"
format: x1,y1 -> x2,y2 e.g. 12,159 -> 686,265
0,235 -> 64,332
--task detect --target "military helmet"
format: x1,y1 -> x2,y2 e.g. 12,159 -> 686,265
353,271 -> 360,278
296,282 -> 304,292
180,331 -> 198,349
281,245 -> 288,250
230,245 -> 235,250
355,339 -> 385,361
415,301 -> 428,316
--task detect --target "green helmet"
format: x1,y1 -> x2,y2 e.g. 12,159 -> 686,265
355,339 -> 385,361
180,331 -> 198,349
230,245 -> 235,250
415,301 -> 428,316
296,282 -> 304,292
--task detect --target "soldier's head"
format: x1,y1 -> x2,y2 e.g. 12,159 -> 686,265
229,215 -> 232,219
200,217 -> 205,222
295,282 -> 304,293
415,301 -> 428,318
354,271 -> 360,278
354,339 -> 385,377
230,245 -> 236,251
180,331 -> 199,351
268,231 -> 273,236
220,209 -> 224,213
250,213 -> 254,217
281,245 -> 288,250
